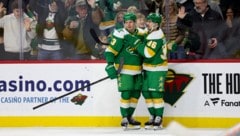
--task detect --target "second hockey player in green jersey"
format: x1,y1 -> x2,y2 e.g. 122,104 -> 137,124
125,13 -> 177,130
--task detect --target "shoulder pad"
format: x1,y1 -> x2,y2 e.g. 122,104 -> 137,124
137,28 -> 148,36
147,29 -> 164,40
112,28 -> 129,39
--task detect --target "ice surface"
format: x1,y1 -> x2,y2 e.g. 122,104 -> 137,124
0,127 -> 225,136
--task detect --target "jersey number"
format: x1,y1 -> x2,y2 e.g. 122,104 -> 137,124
147,41 -> 157,49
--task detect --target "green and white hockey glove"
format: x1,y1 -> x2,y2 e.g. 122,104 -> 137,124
105,63 -> 117,79
124,34 -> 141,49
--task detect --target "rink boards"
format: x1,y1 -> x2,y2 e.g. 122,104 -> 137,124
0,60 -> 239,128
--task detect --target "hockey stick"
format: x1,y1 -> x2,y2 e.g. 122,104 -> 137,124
33,58 -> 124,110
90,28 -> 110,45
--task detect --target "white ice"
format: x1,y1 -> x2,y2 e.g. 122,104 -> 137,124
0,127 -> 226,136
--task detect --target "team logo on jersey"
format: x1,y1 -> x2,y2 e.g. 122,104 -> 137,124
126,47 -> 138,56
164,69 -> 193,106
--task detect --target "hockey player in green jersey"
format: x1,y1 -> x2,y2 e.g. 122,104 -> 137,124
104,12 -> 147,130
125,13 -> 177,130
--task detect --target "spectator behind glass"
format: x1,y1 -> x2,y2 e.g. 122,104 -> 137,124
0,0 -> 36,60
208,0 -> 223,19
28,0 -> 48,20
63,0 -> 103,60
0,2 -> 5,60
178,0 -> 223,59
36,0 -> 67,60
127,5 -> 139,14
0,27 -> 4,60
136,12 -> 147,31
177,5 -> 201,59
217,6 -> 240,59
65,0 -> 77,17
61,0 -> 78,59
0,0 -> 29,14
98,0 -> 117,22
114,11 -> 125,29
176,0 -> 194,13
145,0 -> 163,15
109,0 -> 148,15
161,0 -> 185,59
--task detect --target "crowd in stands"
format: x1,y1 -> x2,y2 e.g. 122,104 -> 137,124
0,0 -> 239,60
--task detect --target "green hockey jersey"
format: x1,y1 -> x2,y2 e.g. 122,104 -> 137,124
105,28 -> 147,75
136,29 -> 170,72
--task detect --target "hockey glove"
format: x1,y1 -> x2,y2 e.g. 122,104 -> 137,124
124,34 -> 141,49
105,63 -> 117,79
167,40 -> 177,52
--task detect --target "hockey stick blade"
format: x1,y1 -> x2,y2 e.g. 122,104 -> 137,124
33,58 -> 124,110
90,28 -> 109,45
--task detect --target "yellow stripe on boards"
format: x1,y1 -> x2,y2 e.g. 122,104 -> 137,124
0,116 -> 239,128
0,116 -> 121,127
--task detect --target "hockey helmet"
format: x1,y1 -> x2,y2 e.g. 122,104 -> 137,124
123,12 -> 136,22
147,13 -> 162,25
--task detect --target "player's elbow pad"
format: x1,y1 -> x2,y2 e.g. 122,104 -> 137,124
104,52 -> 115,64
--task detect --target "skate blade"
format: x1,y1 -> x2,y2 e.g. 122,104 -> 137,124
122,125 -> 141,131
122,126 -> 128,131
144,125 -> 153,130
132,125 -> 141,130
153,125 -> 163,131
